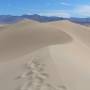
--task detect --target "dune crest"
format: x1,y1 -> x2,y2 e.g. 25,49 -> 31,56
46,20 -> 90,47
17,19 -> 39,24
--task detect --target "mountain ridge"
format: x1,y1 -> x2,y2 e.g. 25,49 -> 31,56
0,14 -> 90,25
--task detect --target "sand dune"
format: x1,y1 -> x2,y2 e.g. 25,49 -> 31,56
46,20 -> 90,47
0,20 -> 72,61
0,20 -> 90,90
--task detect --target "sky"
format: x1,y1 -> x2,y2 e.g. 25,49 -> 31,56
0,0 -> 90,17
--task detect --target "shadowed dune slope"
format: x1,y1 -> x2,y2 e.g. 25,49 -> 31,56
0,20 -> 72,61
46,20 -> 90,46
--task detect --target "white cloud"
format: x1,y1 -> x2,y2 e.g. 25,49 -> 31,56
27,5 -> 90,18
74,5 -> 90,17
60,2 -> 70,6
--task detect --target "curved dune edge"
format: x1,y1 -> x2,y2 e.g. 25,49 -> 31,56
45,20 -> 90,47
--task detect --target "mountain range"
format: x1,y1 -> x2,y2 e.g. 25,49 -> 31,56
0,14 -> 90,25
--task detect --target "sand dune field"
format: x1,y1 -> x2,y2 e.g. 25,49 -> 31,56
0,20 -> 90,90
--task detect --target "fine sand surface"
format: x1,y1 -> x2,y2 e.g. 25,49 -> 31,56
0,20 -> 90,90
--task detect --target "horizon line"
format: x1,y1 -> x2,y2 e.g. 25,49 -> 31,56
0,14 -> 89,18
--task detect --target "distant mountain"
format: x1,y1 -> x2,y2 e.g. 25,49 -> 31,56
0,14 -> 90,25
21,14 -> 64,22
0,14 -> 64,24
0,15 -> 22,23
69,17 -> 90,25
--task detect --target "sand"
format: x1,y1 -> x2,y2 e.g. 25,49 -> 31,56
0,20 -> 90,90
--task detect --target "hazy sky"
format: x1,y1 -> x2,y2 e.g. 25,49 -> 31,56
0,0 -> 90,17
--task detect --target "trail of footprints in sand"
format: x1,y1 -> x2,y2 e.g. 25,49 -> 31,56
16,56 -> 67,90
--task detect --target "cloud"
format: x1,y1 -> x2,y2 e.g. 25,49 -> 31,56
60,2 -> 70,6
74,5 -> 90,17
28,5 -> 90,18
40,5 -> 90,18
39,10 -> 71,18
